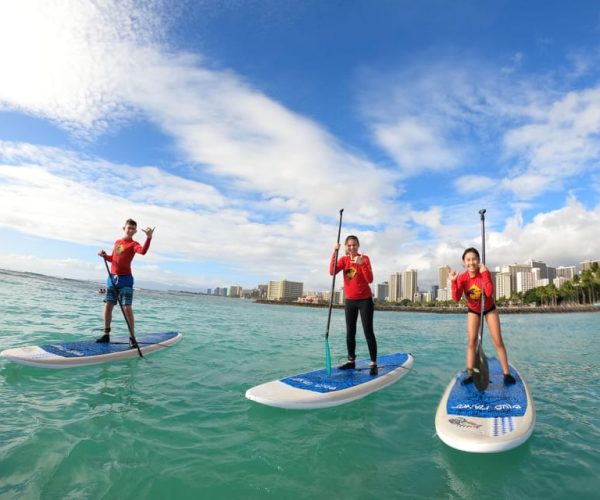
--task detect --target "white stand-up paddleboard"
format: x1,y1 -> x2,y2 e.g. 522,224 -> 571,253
1,332 -> 181,368
435,358 -> 535,453
246,352 -> 413,410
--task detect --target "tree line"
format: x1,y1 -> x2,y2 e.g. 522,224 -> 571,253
490,263 -> 600,307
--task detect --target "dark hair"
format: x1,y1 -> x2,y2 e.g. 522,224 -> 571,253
462,247 -> 480,261
125,218 -> 137,227
345,235 -> 360,246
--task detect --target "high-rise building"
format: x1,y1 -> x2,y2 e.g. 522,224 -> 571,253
495,272 -> 512,299
439,265 -> 450,289
554,276 -> 569,288
556,266 -> 576,279
389,273 -> 402,303
528,259 -> 548,279
580,260 -> 600,271
267,280 -> 304,301
503,264 -> 533,294
377,282 -> 389,301
516,271 -> 536,293
229,286 -> 243,298
403,269 -> 417,301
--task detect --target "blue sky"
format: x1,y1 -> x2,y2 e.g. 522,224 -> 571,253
1,0 -> 599,292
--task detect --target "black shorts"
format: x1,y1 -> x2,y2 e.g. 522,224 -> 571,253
467,304 -> 496,316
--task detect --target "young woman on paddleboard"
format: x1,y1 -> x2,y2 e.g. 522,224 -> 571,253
330,235 -> 378,375
449,247 -> 515,385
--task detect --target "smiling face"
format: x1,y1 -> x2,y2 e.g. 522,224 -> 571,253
123,223 -> 137,239
345,237 -> 359,256
463,251 -> 480,275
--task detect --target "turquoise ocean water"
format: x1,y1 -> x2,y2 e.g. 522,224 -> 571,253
1,269 -> 599,499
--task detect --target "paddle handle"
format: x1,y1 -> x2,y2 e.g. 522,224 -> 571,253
479,208 -> 486,265
325,209 -> 344,338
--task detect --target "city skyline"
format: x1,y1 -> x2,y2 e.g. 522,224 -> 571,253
209,256 -> 599,299
1,2 -> 600,292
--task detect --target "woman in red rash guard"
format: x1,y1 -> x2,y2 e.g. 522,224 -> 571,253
330,235 -> 378,375
449,247 -> 515,385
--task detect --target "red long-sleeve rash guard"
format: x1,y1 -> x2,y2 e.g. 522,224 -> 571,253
105,237 -> 151,275
330,252 -> 374,300
451,270 -> 495,312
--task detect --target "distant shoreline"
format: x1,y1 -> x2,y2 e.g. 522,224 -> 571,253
255,300 -> 600,314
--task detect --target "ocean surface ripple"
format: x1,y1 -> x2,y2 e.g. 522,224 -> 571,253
0,270 -> 599,499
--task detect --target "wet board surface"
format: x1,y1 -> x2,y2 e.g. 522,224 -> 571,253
245,352 -> 413,409
435,358 -> 535,453
1,332 -> 182,368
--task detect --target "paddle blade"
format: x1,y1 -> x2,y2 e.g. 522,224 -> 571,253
325,338 -> 332,376
473,345 -> 489,391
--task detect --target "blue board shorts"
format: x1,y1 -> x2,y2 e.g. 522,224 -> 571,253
105,275 -> 134,306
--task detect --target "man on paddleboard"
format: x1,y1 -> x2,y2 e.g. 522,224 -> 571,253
97,219 -> 154,346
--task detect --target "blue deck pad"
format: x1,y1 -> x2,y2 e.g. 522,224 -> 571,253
40,332 -> 179,358
281,353 -> 409,393
446,358 -> 527,418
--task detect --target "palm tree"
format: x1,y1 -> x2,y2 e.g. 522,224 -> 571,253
572,275 -> 583,304
581,269 -> 594,304
559,281 -> 576,304
591,263 -> 600,303
546,284 -> 558,307
537,286 -> 548,307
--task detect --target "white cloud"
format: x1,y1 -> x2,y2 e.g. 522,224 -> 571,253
0,1 -> 398,223
1,141 -> 597,290
0,0 -> 168,134
0,141 -> 377,289
1,3 -> 599,292
503,87 -> 600,188
486,196 -> 600,267
129,58 -> 398,222
454,175 -> 496,194
374,119 -> 459,174
362,57 -> 600,204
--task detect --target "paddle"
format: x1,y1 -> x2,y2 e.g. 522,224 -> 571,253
473,208 -> 489,390
325,208 -> 344,375
101,257 -> 144,358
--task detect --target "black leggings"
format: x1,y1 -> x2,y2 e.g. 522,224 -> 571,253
344,298 -> 377,362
